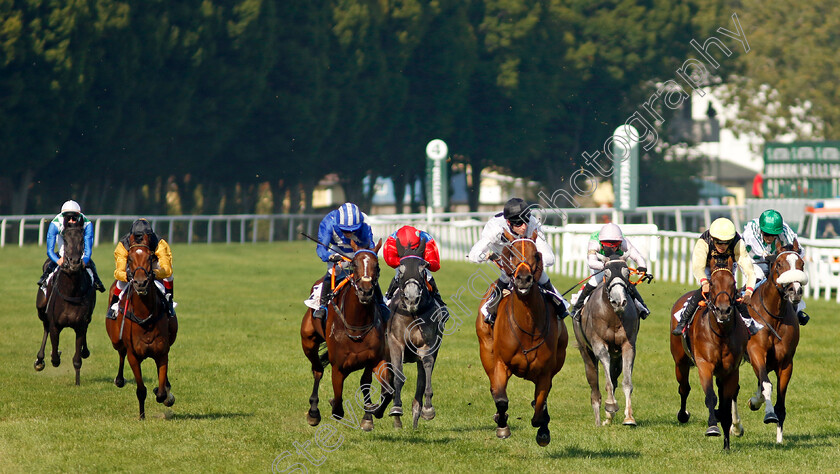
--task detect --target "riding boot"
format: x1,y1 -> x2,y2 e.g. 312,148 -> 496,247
481,278 -> 510,325
627,284 -> 650,320
797,310 -> 810,326
539,278 -> 568,319
165,288 -> 177,318
384,276 -> 399,303
736,302 -> 760,336
88,259 -> 106,293
428,276 -> 446,307
313,290 -> 330,320
672,294 -> 700,335
105,292 -> 119,320
572,283 -> 596,322
37,259 -> 57,287
374,283 -> 390,323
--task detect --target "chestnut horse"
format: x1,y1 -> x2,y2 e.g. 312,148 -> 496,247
745,239 -> 806,443
35,219 -> 96,385
670,255 -> 748,450
105,233 -> 177,419
573,255 -> 642,427
301,240 -> 393,431
476,229 -> 568,446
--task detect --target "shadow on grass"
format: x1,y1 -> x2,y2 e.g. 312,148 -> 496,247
172,412 -> 254,420
369,433 -> 455,444
735,430 -> 840,449
548,446 -> 642,459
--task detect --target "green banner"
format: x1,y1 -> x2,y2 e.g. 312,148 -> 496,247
612,126 -> 639,212
425,139 -> 449,210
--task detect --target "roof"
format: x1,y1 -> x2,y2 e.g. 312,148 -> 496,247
693,178 -> 735,198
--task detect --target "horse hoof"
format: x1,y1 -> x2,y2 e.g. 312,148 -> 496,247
731,423 -> 744,437
421,406 -> 436,421
764,413 -> 779,424
623,416 -> 636,426
306,410 -> 321,426
164,392 -> 175,407
706,426 -> 721,437
153,387 -> 167,404
748,397 -> 761,411
34,359 -> 45,371
81,347 -> 90,359
114,376 -> 125,388
138,413 -> 145,421
393,416 -> 402,429
677,410 -> 690,424
389,406 -> 403,417
360,419 -> 374,432
536,426 -> 550,447
496,426 -> 511,439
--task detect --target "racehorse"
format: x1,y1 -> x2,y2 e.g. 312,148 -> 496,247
386,238 -> 446,429
669,255 -> 748,450
105,233 -> 177,419
573,254 -> 642,427
300,239 -> 393,431
745,239 -> 806,443
476,229 -> 568,446
35,219 -> 96,385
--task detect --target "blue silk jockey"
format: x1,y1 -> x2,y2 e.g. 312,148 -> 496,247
468,197 -> 568,325
570,223 -> 650,321
305,202 -> 389,322
37,200 -> 106,293
743,209 -> 809,326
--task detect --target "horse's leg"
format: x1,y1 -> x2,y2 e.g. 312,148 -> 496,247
674,357 -> 692,423
329,364 -> 346,421
419,352 -> 437,422
49,324 -> 61,367
301,313 -> 324,426
491,359 -> 512,439
411,360 -> 425,429
774,361 -> 794,443
531,376 -> 552,447
578,345 -> 602,427
114,347 -> 127,388
154,356 -> 175,407
35,322 -> 48,371
387,336 -> 406,421
594,345 -> 618,425
126,352 -> 146,420
621,342 -> 636,426
718,374 -> 738,450
359,367 -> 374,432
697,364 -> 720,436
730,385 -> 744,437
73,327 -> 85,386
371,359 -> 394,420
747,347 -> 777,423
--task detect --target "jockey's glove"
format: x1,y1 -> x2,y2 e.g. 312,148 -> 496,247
328,254 -> 344,263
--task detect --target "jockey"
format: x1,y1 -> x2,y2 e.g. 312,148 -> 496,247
306,202 -> 389,321
106,218 -> 176,320
570,223 -> 650,321
382,225 -> 445,307
37,200 -> 106,293
671,217 -> 759,336
742,209 -> 809,325
468,197 -> 568,325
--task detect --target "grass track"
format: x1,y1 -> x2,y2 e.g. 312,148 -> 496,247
1,242 -> 838,472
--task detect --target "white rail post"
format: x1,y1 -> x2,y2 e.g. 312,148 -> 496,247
38,218 -> 46,246
19,218 -> 26,247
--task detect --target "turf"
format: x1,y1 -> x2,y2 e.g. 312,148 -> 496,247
0,242 -> 837,472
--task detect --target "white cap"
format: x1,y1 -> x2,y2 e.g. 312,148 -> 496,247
599,222 -> 623,241
61,200 -> 81,214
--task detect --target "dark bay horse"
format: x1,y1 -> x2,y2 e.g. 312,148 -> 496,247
105,234 -> 177,419
476,229 -> 568,446
670,255 -> 747,450
573,255 -> 641,427
301,239 -> 393,431
386,238 -> 447,429
35,219 -> 96,385
745,239 -> 806,443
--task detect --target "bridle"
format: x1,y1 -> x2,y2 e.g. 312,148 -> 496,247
128,244 -> 155,295
705,266 -> 736,330
398,255 -> 430,314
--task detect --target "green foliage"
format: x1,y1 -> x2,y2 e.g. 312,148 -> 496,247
1,242 -> 839,470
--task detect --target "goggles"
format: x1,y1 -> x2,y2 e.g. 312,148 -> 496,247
64,213 -> 80,222
712,238 -> 732,246
601,240 -> 621,249
508,218 -> 526,227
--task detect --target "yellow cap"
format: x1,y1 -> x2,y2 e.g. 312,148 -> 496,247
709,218 -> 736,241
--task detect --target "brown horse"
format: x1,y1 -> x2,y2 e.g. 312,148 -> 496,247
35,219 -> 96,385
105,233 -> 177,419
476,229 -> 568,446
573,255 -> 641,427
300,240 -> 393,431
669,255 -> 748,450
745,239 -> 806,443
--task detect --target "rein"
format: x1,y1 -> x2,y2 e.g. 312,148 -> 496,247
505,293 -> 551,355
331,284 -> 378,341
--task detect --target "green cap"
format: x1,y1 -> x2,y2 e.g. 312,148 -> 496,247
759,209 -> 783,235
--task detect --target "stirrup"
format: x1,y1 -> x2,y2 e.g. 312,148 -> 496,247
797,311 -> 810,326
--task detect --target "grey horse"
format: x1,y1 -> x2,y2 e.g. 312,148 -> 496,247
386,238 -> 447,429
572,255 -> 642,426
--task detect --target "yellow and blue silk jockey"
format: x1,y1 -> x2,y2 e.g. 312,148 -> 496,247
304,202 -> 388,321
570,223 -> 650,321
742,209 -> 809,326
672,218 -> 760,336
106,218 -> 176,320
37,200 -> 106,293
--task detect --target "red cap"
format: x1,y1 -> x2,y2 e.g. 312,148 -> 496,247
396,226 -> 422,249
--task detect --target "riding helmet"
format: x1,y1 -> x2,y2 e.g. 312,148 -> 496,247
61,200 -> 81,215
759,209 -> 784,235
503,198 -> 531,225
336,202 -> 364,232
709,218 -> 737,241
396,226 -> 422,249
599,223 -> 623,242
